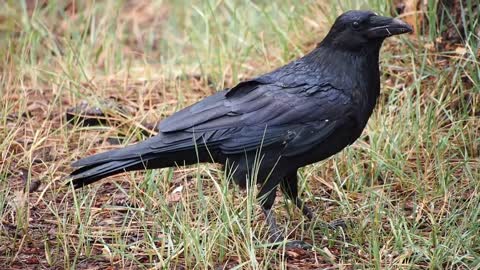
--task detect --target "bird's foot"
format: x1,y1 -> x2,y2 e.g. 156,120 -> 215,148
267,239 -> 312,250
266,230 -> 312,250
310,218 -> 347,231
284,240 -> 312,250
327,218 -> 347,231
267,231 -> 285,244
324,218 -> 350,242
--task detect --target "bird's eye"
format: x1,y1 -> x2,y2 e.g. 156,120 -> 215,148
352,21 -> 360,30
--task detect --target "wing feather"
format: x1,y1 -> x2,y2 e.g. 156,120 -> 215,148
154,79 -> 352,157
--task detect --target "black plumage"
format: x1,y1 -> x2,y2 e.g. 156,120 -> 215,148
70,10 -> 412,248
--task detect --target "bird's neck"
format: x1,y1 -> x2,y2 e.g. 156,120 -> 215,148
306,44 -> 382,101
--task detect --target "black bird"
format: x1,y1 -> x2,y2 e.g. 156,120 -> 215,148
70,10 -> 412,248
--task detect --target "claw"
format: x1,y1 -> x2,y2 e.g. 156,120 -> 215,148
265,239 -> 312,250
284,240 -> 312,250
328,219 -> 347,230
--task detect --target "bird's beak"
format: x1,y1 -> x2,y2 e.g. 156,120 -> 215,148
367,15 -> 413,38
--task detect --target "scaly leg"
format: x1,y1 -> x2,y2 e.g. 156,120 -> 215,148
281,171 -> 346,230
259,184 -> 311,249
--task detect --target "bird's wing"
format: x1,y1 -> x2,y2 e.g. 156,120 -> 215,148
158,79 -> 265,133
155,79 -> 353,157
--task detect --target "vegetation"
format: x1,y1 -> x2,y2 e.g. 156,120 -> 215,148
0,0 -> 478,268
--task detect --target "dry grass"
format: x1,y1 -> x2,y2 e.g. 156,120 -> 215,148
0,0 -> 479,269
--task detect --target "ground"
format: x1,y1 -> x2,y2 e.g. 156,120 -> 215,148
0,0 -> 479,269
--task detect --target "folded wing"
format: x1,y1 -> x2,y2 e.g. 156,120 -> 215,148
156,79 -> 353,157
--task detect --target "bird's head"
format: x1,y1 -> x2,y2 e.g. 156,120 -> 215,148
322,10 -> 413,52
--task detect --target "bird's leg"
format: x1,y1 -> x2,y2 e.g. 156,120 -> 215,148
281,172 -> 346,230
281,171 -> 314,220
295,197 -> 346,230
293,197 -> 314,220
258,185 -> 284,243
262,207 -> 284,243
260,194 -> 311,250
258,176 -> 311,249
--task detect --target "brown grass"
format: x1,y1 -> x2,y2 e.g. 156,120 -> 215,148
1,1 -> 479,269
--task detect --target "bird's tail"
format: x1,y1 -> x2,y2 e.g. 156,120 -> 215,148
69,157 -> 148,188
69,135 -> 209,189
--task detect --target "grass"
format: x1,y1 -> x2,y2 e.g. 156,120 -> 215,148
1,0 -> 479,269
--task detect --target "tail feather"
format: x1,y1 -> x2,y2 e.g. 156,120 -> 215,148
72,139 -> 154,168
72,134 -> 200,168
70,159 -> 146,188
69,132 -> 222,189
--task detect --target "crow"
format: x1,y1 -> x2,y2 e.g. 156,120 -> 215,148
70,10 -> 412,248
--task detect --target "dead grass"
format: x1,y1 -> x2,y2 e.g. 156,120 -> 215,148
0,0 -> 479,269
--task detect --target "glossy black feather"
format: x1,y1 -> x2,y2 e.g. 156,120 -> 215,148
69,9 -> 412,246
